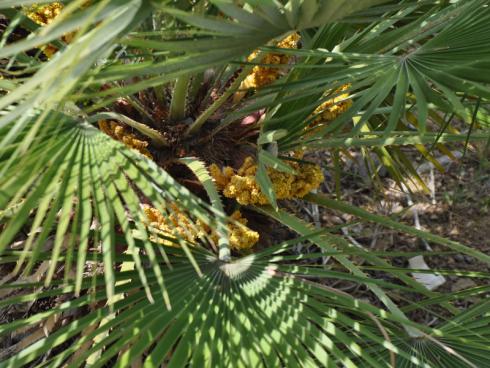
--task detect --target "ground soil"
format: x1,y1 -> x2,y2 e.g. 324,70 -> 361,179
289,148 -> 490,325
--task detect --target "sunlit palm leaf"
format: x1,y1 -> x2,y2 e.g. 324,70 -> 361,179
0,115 -> 227,302
0,245 -> 421,367
250,0 -> 490,151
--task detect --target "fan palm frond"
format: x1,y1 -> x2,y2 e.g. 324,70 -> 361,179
1,1 -> 490,367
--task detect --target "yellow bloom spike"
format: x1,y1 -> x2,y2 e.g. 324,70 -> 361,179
209,163 -> 234,190
211,155 -> 324,205
25,2 -> 64,57
142,205 -> 259,250
311,84 -> 352,126
25,2 -> 80,57
98,120 -> 153,159
276,33 -> 301,49
142,204 -> 197,247
228,210 -> 259,250
240,33 -> 301,91
26,2 -> 63,26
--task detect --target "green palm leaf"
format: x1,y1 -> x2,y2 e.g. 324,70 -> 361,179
0,245 -> 419,367
0,115 -> 227,303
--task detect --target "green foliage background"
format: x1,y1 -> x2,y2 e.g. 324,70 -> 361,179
1,1 -> 490,367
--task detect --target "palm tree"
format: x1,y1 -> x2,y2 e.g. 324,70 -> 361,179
1,1 -> 490,367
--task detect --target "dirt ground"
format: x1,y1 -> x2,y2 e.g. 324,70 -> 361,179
291,148 -> 490,324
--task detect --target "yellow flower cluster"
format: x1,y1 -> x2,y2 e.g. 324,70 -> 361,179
227,210 -> 260,250
311,84 -> 352,125
143,204 -> 207,247
25,2 -> 63,26
143,205 -> 259,251
98,120 -> 153,159
209,154 -> 324,205
208,164 -> 235,190
25,2 -> 76,57
241,33 -> 301,90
